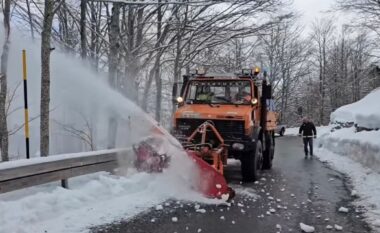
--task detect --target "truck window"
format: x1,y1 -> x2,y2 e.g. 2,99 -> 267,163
185,80 -> 252,105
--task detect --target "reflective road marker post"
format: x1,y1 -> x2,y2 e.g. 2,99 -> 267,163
22,50 -> 30,159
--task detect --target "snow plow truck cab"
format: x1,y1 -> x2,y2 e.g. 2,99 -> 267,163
172,68 -> 277,182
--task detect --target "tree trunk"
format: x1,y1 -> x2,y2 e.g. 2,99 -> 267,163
40,0 -> 55,157
26,0 -> 35,39
142,61 -> 157,111
0,0 -> 11,161
172,36 -> 181,115
154,62 -> 162,122
89,2 -> 100,69
80,0 -> 87,59
108,3 -> 120,88
155,1 -> 162,123
107,3 -> 121,149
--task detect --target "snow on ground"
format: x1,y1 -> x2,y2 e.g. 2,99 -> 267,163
0,134 -> 225,233
0,170 -> 223,233
330,87 -> 380,129
299,222 -> 315,232
284,126 -> 330,137
233,186 -> 260,200
0,149 -> 125,170
316,146 -> 380,230
285,98 -> 380,231
284,127 -> 299,136
317,127 -> 380,173
312,88 -> 380,231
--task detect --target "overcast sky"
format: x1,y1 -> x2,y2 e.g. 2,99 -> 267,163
292,0 -> 347,31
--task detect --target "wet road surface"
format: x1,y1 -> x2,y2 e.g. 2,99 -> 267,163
92,136 -> 372,233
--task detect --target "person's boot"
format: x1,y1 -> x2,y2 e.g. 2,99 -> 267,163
305,153 -> 308,159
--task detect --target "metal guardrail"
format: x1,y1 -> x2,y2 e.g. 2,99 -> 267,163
0,149 -> 128,194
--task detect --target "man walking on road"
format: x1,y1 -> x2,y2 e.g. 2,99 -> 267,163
299,117 -> 317,158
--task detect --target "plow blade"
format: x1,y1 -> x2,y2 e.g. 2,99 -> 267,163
147,125 -> 234,200
187,151 -> 234,200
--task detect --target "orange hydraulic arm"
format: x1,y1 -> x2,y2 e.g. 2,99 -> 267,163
185,121 -> 227,175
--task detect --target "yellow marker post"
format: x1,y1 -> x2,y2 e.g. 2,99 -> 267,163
22,50 -> 30,159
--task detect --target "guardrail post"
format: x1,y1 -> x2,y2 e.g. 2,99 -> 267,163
61,179 -> 68,189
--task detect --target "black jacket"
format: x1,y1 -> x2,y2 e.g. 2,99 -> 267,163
299,122 -> 317,137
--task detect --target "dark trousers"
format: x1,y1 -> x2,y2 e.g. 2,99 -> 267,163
303,138 -> 313,156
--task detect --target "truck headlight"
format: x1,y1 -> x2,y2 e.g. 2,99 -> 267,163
232,143 -> 245,150
176,96 -> 184,103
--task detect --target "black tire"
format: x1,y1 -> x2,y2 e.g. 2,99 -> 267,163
279,128 -> 285,136
241,141 -> 263,182
263,133 -> 274,169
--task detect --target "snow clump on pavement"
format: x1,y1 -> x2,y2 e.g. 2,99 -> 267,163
299,223 -> 315,232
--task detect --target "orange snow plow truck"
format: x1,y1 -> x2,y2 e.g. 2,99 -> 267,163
171,68 -> 277,198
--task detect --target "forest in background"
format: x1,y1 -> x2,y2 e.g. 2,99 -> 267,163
0,0 -> 380,161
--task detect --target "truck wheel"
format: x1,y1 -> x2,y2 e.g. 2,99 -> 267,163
241,141 -> 263,182
263,133 -> 274,170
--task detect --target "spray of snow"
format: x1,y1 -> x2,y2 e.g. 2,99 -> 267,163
0,26 -> 222,233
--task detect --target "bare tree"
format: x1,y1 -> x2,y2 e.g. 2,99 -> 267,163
258,17 -> 312,125
108,2 -> 121,88
310,18 -> 335,125
336,0 -> 380,37
40,0 -> 62,157
80,0 -> 87,59
53,112 -> 96,151
0,0 -> 11,161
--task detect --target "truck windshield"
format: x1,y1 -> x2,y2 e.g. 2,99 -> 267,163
185,80 -> 252,105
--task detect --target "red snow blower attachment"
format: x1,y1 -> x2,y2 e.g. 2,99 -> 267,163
133,137 -> 170,173
132,123 -> 234,201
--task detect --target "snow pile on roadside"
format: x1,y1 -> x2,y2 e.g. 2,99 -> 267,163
317,127 -> 380,173
330,87 -> 380,129
315,88 -> 380,231
0,132 -> 222,233
316,147 -> 380,230
0,170 -> 222,233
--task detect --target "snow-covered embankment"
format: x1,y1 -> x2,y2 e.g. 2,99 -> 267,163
316,88 -> 380,230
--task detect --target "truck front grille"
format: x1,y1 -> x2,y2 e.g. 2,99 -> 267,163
176,118 -> 245,140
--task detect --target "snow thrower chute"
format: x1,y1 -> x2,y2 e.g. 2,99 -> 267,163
132,122 -> 234,200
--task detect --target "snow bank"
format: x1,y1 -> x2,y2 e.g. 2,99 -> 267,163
316,127 -> 380,230
0,170 -> 222,233
0,126 -> 218,233
0,148 -> 125,170
315,88 -> 380,231
330,88 -> 380,129
316,147 -> 380,231
317,127 -> 380,173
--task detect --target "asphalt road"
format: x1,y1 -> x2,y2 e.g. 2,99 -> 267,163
92,136 -> 372,233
